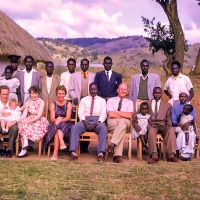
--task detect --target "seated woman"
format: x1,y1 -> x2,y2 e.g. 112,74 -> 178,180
17,86 -> 49,158
42,85 -> 73,160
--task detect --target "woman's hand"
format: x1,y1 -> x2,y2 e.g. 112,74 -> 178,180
55,116 -> 63,125
20,118 -> 28,125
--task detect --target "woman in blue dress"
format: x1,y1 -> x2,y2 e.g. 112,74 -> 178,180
42,85 -> 73,160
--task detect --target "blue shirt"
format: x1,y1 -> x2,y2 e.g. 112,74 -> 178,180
172,102 -> 196,126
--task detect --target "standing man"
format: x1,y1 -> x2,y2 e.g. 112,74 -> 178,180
15,55 -> 41,104
68,83 -> 107,161
129,59 -> 161,111
60,58 -> 76,101
41,61 -> 60,118
68,58 -> 95,152
94,56 -> 122,100
0,85 -> 18,158
107,83 -> 133,163
147,87 -> 178,164
164,60 -> 194,106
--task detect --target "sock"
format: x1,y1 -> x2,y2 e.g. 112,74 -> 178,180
98,152 -> 103,157
71,151 -> 77,156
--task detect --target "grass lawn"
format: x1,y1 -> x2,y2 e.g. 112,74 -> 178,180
0,160 -> 199,200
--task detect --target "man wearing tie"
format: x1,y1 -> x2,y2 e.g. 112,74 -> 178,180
147,87 -> 178,164
106,83 -> 133,163
94,56 -> 122,100
68,83 -> 107,161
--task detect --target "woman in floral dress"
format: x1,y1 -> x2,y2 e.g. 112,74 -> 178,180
17,86 -> 49,158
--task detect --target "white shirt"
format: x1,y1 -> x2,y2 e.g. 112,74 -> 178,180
0,100 -> 9,114
60,71 -> 73,100
78,95 -> 107,122
107,96 -> 134,112
23,69 -> 36,92
140,73 -> 148,80
151,99 -> 161,114
164,73 -> 193,101
105,70 -> 112,81
46,75 -> 53,94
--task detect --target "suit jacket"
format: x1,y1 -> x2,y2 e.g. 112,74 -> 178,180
94,70 -> 122,98
41,74 -> 60,110
147,100 -> 172,129
129,73 -> 161,104
15,70 -> 41,103
68,71 -> 95,102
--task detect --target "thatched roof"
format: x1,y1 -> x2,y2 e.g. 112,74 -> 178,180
0,10 -> 52,62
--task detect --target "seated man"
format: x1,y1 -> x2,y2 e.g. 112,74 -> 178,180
0,85 -> 18,158
172,91 -> 196,161
107,83 -> 133,163
147,87 -> 178,164
68,83 -> 107,161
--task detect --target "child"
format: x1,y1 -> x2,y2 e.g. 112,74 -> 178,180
176,104 -> 196,161
0,99 -> 24,134
132,102 -> 150,151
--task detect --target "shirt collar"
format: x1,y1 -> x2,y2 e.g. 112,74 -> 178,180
172,73 -> 182,79
140,73 -> 148,80
105,70 -> 112,74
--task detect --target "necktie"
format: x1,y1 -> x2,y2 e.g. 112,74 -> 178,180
154,100 -> 158,119
83,72 -> 86,79
106,71 -> 109,82
117,99 -> 122,111
90,97 -> 95,116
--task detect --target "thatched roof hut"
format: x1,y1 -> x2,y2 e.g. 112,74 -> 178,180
0,10 -> 52,62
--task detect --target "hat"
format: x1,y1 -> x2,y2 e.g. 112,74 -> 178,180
7,55 -> 21,63
179,90 -> 189,96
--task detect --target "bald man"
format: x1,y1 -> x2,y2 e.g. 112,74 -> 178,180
106,83 -> 134,163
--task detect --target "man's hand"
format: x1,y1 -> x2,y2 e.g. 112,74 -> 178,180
88,123 -> 98,131
82,120 -> 91,130
73,98 -> 78,106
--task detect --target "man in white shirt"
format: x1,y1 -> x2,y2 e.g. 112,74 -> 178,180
15,56 -> 41,104
68,83 -> 107,161
60,58 -> 76,101
164,60 -> 194,106
106,83 -> 133,163
0,85 -> 18,158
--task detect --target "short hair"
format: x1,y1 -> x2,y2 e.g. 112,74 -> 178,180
55,85 -> 67,95
171,60 -> 181,68
89,82 -> 98,89
5,65 -> 14,74
67,58 -> 76,65
81,58 -> 89,65
28,86 -> 41,94
45,61 -> 54,66
103,56 -> 112,63
24,55 -> 34,63
184,104 -> 193,113
140,102 -> 149,109
153,86 -> 162,93
0,85 -> 10,93
9,98 -> 18,106
140,59 -> 149,66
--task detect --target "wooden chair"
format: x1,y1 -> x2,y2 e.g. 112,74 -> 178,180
137,133 -> 166,161
47,105 -> 78,157
194,123 -> 200,158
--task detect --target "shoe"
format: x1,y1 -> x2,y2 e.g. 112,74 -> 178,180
167,157 -> 179,162
68,154 -> 78,161
0,149 -> 5,157
51,156 -> 58,161
98,155 -> 105,162
2,130 -> 8,135
179,156 -> 191,162
27,146 -> 34,152
17,153 -> 27,158
60,145 -> 67,150
5,150 -> 12,158
107,146 -> 114,154
148,157 -> 159,164
113,156 -> 122,163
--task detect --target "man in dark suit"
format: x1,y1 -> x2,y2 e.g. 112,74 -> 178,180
147,87 -> 179,164
94,56 -> 122,100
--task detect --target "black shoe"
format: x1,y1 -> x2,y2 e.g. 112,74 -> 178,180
6,150 -> 12,158
27,146 -> 34,152
0,149 -> 6,157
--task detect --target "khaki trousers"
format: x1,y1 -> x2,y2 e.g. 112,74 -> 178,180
107,118 -> 131,156
148,126 -> 176,158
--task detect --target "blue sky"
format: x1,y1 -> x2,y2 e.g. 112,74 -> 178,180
1,0 -> 199,43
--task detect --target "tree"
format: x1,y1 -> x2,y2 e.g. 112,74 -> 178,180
153,0 -> 185,70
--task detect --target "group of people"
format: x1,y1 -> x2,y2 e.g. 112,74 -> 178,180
0,55 -> 197,164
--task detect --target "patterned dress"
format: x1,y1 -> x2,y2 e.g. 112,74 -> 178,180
18,98 -> 49,142
42,101 -> 73,149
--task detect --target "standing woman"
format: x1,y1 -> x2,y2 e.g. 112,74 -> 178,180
17,86 -> 49,158
0,66 -> 21,102
42,85 -> 73,160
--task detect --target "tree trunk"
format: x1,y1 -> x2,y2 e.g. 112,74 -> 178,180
157,0 -> 185,71
192,47 -> 200,75
162,53 -> 174,76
